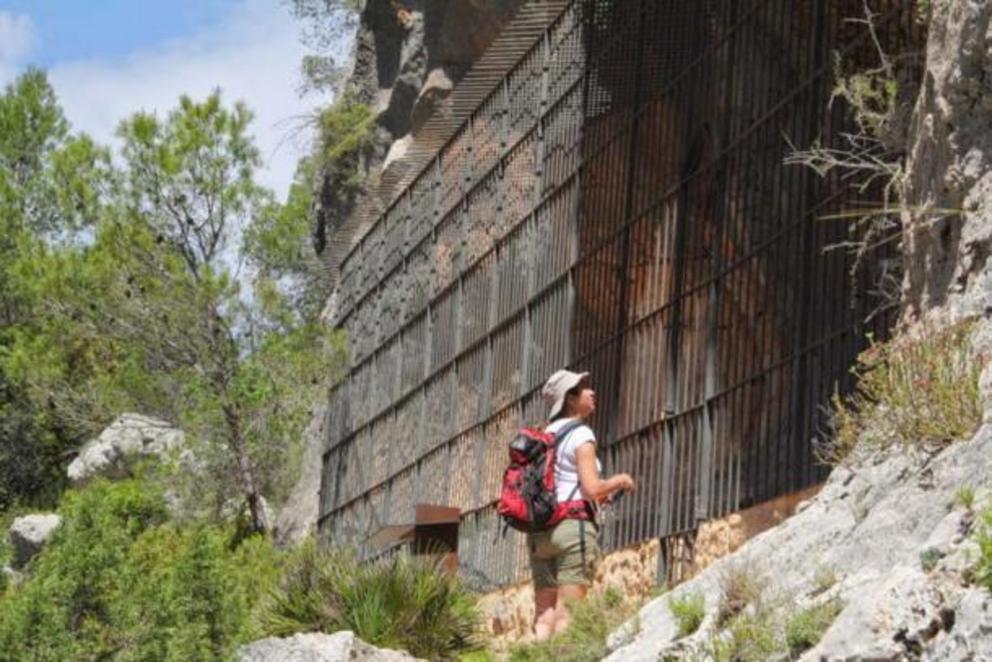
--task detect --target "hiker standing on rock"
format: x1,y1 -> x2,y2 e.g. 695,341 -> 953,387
529,369 -> 636,640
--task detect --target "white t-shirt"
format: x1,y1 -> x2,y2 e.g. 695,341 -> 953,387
545,418 -> 600,502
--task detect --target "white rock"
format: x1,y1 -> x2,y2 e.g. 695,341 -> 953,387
923,588 -> 992,661
381,135 -> 414,178
274,407 -> 328,546
67,413 -> 186,483
607,426 -> 992,661
8,513 -> 61,568
236,631 -> 422,662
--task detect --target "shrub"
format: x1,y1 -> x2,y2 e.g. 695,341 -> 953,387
811,565 -> 838,596
259,541 -> 479,660
919,547 -> 943,572
723,611 -> 783,662
507,588 -> 635,662
717,563 -> 767,625
0,480 -> 280,660
785,599 -> 843,657
822,322 -> 982,464
669,592 -> 705,637
316,96 -> 375,192
697,610 -> 783,662
953,486 -> 976,511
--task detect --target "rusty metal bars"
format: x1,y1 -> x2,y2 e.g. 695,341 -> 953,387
320,0 -> 922,586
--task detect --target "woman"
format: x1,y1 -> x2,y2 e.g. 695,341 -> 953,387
529,369 -> 636,640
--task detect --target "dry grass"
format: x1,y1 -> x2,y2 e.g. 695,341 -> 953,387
717,563 -> 768,626
819,321 -> 983,465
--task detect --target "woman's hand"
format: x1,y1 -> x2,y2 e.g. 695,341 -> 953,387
611,473 -> 636,495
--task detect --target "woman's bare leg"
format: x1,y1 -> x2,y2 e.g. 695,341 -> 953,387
534,587 -> 558,641
554,583 -> 588,634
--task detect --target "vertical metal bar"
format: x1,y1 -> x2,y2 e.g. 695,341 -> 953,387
608,0 -> 646,447
696,0 -> 738,523
786,0 -> 827,495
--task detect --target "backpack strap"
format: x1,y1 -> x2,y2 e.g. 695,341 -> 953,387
551,419 -> 584,449
552,419 -> 585,503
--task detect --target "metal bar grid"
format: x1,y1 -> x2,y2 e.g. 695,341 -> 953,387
319,0 -> 925,588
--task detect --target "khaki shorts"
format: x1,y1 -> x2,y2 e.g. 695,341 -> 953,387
528,518 -> 599,589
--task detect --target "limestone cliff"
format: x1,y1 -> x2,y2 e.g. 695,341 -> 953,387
902,0 -> 992,331
310,0 -> 527,268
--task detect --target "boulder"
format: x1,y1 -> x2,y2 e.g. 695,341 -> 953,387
8,513 -> 61,568
236,631 -> 422,662
68,413 -> 186,483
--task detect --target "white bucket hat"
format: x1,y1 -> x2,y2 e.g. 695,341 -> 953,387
542,369 -> 590,420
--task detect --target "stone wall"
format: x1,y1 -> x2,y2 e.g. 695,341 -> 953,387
693,483 -> 822,573
477,485 -> 821,646
476,538 -> 662,648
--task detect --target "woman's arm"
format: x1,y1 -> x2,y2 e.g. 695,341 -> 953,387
575,442 -> 635,502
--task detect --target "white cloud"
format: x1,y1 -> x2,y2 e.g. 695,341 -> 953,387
0,12 -> 36,85
47,0 -> 334,199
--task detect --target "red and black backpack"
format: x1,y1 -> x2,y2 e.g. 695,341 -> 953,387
497,420 -> 591,533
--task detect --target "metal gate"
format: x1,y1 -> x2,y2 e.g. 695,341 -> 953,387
319,0 -> 924,589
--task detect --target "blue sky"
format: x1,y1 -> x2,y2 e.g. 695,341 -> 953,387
0,0 -> 343,198
1,0 -> 242,66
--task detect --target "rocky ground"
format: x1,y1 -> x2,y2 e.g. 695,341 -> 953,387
605,425 -> 992,661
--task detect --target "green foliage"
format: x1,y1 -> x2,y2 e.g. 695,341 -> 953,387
919,547 -> 943,572
0,86 -> 348,524
669,592 -> 705,638
0,70 -> 113,509
0,480 -> 282,660
259,541 -> 479,660
507,588 -> 636,662
316,96 -> 375,193
973,508 -> 992,592
785,599 -> 843,657
954,486 -> 976,511
718,611 -> 783,662
0,480 -> 169,658
823,322 -> 982,465
832,59 -> 899,141
242,157 -> 328,323
116,90 -> 264,269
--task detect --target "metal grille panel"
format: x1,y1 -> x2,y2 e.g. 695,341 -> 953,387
320,0 -> 924,589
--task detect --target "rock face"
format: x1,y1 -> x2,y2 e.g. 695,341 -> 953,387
236,631 -> 422,662
924,587 -> 992,661
312,0 -> 528,257
67,413 -> 186,483
8,513 -> 61,568
605,426 -> 992,661
273,407 -> 327,546
902,0 -> 992,328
